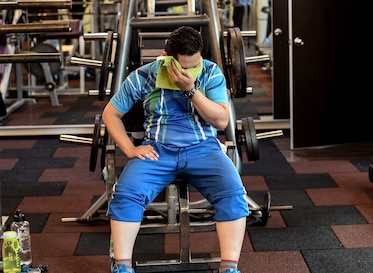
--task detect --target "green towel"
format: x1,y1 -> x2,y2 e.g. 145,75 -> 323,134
155,56 -> 202,90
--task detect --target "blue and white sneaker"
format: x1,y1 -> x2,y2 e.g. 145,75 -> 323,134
112,264 -> 135,273
217,269 -> 241,273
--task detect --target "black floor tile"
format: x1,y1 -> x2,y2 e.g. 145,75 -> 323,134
0,147 -> 56,158
241,140 -> 294,176
2,196 -> 23,215
281,205 -> 367,227
242,161 -> 294,176
34,138 -> 72,148
14,157 -> 76,170
268,190 -> 314,207
248,226 -> 342,251
302,248 -> 373,273
135,261 -> 214,273
0,169 -> 43,183
351,159 -> 372,172
265,173 -> 338,190
75,232 -> 110,256
1,182 -> 66,196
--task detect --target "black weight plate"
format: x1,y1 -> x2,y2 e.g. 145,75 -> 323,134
241,117 -> 259,161
98,30 -> 114,101
90,114 -> 102,172
226,28 -> 236,95
247,116 -> 259,161
227,27 -> 247,98
218,29 -> 228,76
225,28 -> 234,93
241,117 -> 254,161
260,191 -> 271,226
100,128 -> 108,171
25,43 -> 61,79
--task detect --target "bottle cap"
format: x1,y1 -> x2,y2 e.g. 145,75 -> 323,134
13,209 -> 25,222
3,231 -> 17,238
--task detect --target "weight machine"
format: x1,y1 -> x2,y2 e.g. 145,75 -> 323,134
60,0 -> 291,270
25,18 -> 86,100
0,1 -> 73,121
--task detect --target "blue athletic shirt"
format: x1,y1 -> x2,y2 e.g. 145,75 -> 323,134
109,58 -> 228,147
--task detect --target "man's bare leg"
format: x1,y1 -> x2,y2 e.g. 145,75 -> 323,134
111,220 -> 141,262
216,217 -> 246,271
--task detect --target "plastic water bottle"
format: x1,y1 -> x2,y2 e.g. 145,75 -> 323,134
10,209 -> 32,265
2,231 -> 21,273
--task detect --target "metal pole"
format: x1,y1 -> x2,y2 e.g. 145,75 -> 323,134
202,0 -> 224,69
110,0 -> 136,96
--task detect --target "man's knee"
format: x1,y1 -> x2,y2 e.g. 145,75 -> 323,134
213,194 -> 249,221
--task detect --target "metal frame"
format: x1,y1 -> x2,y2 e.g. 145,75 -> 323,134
58,1 -> 292,269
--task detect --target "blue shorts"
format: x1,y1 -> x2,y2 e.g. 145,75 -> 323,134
107,138 -> 249,222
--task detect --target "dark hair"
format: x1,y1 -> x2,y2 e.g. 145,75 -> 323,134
165,26 -> 203,58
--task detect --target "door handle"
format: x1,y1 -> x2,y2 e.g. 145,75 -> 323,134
274,28 -> 282,36
294,37 -> 304,46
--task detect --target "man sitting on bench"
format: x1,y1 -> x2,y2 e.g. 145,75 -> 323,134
102,26 -> 249,273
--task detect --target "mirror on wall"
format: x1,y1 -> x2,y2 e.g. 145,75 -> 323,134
0,0 -> 275,136
0,0 -> 120,135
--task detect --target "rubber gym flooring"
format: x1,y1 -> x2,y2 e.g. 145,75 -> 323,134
1,45 -> 373,273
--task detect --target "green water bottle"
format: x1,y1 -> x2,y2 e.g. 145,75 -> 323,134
2,230 -> 21,273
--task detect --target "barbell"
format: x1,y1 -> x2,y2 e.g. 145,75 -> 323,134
0,0 -> 72,9
0,51 -> 61,64
60,111 -> 279,172
0,22 -> 71,34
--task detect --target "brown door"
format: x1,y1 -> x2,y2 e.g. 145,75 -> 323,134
272,0 -> 290,120
274,0 -> 373,149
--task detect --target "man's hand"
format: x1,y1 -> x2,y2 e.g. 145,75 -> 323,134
126,144 -> 159,161
166,61 -> 195,91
